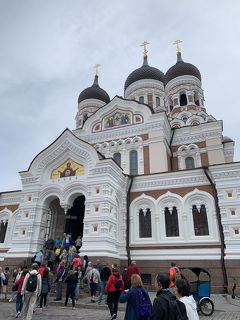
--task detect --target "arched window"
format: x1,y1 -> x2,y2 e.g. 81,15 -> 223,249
180,94 -> 187,106
139,96 -> 144,104
139,208 -> 152,238
156,97 -> 160,107
130,150 -> 138,175
0,220 -> 8,243
113,152 -> 121,167
83,113 -> 88,122
185,157 -> 195,169
164,207 -> 179,237
192,204 -> 209,236
194,93 -> 200,106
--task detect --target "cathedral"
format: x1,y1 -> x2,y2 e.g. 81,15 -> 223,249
0,42 -> 239,292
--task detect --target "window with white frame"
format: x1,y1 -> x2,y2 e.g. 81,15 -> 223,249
164,207 -> 179,237
177,144 -> 201,170
185,156 -> 195,169
139,208 -> 152,238
130,150 -> 138,175
192,204 -> 209,236
113,152 -> 121,167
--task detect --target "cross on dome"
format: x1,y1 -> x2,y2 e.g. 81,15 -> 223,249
94,64 -> 101,75
140,41 -> 150,57
173,39 -> 182,53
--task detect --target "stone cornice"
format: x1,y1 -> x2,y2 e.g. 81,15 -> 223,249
131,169 -> 209,191
172,121 -> 222,146
125,79 -> 164,98
77,118 -> 171,144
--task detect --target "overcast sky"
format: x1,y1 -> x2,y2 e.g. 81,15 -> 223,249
0,0 -> 239,192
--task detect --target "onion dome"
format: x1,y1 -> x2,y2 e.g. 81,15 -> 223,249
78,74 -> 110,104
124,56 -> 164,91
165,52 -> 201,85
223,136 -> 234,143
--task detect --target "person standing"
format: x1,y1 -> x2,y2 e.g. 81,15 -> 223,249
119,273 -> 152,320
9,267 -> 23,302
15,270 -> 28,318
150,272 -> 188,320
74,266 -> 82,300
39,266 -> 51,311
169,262 -> 181,291
98,263 -> 111,304
105,264 -> 124,320
88,265 -> 101,303
0,266 -> 6,298
34,250 -> 44,267
21,263 -> 42,320
64,270 -> 78,309
126,261 -> 140,289
75,236 -> 82,252
54,260 -> 67,301
2,267 -> 10,299
175,278 -> 199,320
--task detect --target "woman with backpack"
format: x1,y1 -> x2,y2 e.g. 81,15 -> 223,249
119,273 -> 152,320
105,264 -> 124,320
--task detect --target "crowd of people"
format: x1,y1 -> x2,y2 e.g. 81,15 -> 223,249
0,233 -> 199,320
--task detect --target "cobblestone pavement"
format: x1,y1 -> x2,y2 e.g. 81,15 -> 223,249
1,293 -> 240,320
1,301 -> 240,320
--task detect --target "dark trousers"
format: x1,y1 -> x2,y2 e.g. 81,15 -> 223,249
107,291 -> 121,316
39,292 -> 48,308
90,282 -> 98,296
16,293 -> 23,313
65,286 -> 76,307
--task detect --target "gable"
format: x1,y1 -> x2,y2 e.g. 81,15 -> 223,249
81,96 -> 153,134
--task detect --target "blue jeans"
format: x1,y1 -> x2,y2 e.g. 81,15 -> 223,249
16,293 -> 23,313
98,281 -> 107,303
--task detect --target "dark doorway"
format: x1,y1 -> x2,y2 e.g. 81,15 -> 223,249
65,195 -> 85,240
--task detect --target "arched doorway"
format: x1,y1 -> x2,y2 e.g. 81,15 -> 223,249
65,195 -> 85,240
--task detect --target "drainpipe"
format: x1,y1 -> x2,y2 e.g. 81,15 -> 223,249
126,175 -> 134,265
169,128 -> 176,171
202,166 -> 228,293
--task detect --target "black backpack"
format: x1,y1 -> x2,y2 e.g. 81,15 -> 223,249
26,272 -> 38,292
162,295 -> 188,320
114,279 -> 123,290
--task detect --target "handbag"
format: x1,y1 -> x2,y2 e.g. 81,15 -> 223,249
12,283 -> 19,291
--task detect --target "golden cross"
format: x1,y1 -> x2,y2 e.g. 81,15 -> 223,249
94,64 -> 101,75
173,39 -> 182,53
140,41 -> 150,57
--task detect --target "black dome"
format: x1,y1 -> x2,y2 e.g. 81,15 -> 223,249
165,52 -> 201,85
78,75 -> 110,104
124,56 -> 164,91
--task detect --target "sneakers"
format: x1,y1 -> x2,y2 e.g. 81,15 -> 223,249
16,311 -> 21,318
110,314 -> 117,320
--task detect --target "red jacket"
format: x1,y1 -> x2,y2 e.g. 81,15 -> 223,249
126,263 -> 140,283
105,271 -> 124,293
15,276 -> 25,294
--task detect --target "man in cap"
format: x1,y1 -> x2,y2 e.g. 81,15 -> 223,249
21,263 -> 42,320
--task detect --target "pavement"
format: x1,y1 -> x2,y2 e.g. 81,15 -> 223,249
0,292 -> 240,319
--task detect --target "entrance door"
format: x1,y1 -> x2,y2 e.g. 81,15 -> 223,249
65,195 -> 85,240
